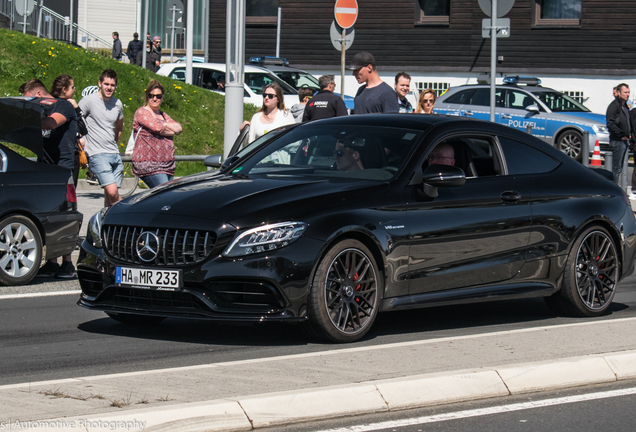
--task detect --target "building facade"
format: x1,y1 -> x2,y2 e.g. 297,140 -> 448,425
208,0 -> 636,113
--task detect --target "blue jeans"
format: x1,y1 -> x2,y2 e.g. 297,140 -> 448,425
141,173 -> 173,188
88,153 -> 123,188
610,140 -> 628,185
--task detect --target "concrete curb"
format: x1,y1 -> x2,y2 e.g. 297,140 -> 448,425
45,349 -> 636,432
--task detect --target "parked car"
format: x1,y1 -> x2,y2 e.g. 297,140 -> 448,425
0,97 -> 83,286
434,77 -> 610,162
248,56 -> 356,111
156,62 -> 300,108
77,114 -> 635,342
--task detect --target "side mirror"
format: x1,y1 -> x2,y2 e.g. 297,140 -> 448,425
204,154 -> 222,169
422,164 -> 466,187
525,104 -> 540,114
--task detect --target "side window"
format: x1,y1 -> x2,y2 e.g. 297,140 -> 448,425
470,89 -> 504,107
169,68 -> 186,82
506,90 -> 536,110
445,89 -> 475,105
499,137 -> 560,175
426,137 -> 500,178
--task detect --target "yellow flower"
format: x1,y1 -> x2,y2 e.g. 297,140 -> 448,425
129,98 -> 132,100
32,41 -> 36,44
48,51 -> 51,55
52,54 -> 55,57
75,48 -> 78,50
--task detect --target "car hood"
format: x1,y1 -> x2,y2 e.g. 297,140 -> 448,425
109,172 -> 389,228
556,111 -> 606,125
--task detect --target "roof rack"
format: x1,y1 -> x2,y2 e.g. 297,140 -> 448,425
249,56 -> 289,66
503,76 -> 542,86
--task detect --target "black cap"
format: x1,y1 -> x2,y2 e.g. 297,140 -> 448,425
347,52 -> 376,70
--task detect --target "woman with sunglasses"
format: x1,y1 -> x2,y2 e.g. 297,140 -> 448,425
415,89 -> 437,114
246,83 -> 294,143
131,79 -> 182,188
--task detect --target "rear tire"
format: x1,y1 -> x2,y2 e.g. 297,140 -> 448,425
546,225 -> 618,316
106,312 -> 165,325
307,239 -> 381,343
0,215 -> 42,286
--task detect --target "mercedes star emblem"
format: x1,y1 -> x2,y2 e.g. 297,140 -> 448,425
136,231 -> 160,262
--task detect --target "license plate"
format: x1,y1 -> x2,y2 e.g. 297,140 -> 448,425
116,267 -> 182,290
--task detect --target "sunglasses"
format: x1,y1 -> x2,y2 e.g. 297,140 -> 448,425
423,99 -> 434,104
263,93 -> 277,99
149,93 -> 163,100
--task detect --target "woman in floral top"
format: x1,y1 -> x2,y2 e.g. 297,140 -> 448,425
132,79 -> 182,188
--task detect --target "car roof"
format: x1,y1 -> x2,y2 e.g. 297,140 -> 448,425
158,63 -> 282,73
446,84 -> 556,94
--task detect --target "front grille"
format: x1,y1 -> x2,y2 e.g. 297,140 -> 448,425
107,286 -> 208,310
103,225 -> 216,265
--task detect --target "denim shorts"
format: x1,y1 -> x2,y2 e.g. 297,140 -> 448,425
88,153 -> 123,188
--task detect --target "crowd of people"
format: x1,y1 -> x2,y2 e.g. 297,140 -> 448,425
113,32 -> 163,72
18,66 -> 181,279
607,83 -> 636,198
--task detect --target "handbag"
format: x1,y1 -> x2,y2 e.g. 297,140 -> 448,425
78,139 -> 88,169
125,126 -> 143,155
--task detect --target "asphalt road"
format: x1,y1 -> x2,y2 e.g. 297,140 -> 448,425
2,272 -> 636,386
270,380 -> 636,432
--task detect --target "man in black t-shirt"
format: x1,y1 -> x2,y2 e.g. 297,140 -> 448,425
348,52 -> 399,114
20,78 -> 78,279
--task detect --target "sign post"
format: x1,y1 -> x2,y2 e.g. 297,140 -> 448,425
479,0 -> 515,122
166,0 -> 184,63
334,0 -> 358,102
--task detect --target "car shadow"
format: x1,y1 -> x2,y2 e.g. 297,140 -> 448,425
75,298 -> 630,347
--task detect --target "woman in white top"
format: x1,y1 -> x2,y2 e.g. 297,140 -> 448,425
246,84 -> 295,143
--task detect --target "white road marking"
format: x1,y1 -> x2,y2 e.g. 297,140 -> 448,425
1,316 -> 635,390
314,387 -> 636,432
0,290 -> 81,300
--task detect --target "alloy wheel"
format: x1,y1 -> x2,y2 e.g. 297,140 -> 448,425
575,230 -> 618,311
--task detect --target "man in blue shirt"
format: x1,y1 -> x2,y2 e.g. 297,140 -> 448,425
394,72 -> 413,113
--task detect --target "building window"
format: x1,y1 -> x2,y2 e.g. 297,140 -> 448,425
415,0 -> 450,25
562,90 -> 585,104
534,0 -> 581,27
416,82 -> 450,97
246,0 -> 279,25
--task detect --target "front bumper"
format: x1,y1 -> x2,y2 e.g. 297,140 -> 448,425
76,236 -> 325,322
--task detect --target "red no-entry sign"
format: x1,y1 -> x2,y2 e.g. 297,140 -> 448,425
334,0 -> 358,29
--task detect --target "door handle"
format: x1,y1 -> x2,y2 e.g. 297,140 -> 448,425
463,110 -> 473,116
501,191 -> 521,202
501,114 -> 512,119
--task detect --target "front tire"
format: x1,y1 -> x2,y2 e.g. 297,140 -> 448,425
557,130 -> 583,162
547,226 -> 618,316
0,215 -> 42,286
307,239 -> 381,343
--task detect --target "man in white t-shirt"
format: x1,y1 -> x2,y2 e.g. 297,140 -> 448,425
79,69 -> 124,206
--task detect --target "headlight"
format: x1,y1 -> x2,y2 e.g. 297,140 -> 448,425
592,125 -> 609,134
222,222 -> 307,257
86,207 -> 109,249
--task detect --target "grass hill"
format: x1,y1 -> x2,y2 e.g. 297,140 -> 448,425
0,29 -> 259,176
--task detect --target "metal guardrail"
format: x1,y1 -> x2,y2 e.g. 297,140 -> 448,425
0,0 -> 111,52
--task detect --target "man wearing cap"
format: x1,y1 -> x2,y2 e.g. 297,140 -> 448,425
348,52 -> 399,115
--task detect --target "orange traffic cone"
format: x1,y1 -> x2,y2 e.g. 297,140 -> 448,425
590,140 -> 602,167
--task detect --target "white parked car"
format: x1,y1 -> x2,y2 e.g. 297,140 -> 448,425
156,62 -> 300,108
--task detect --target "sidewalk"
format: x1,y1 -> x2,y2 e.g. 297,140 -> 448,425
2,318 -> 636,431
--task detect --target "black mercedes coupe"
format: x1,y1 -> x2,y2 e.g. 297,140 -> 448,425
77,114 -> 636,342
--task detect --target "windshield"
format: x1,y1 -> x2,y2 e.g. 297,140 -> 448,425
245,72 -> 298,95
230,124 -> 424,181
532,91 -> 590,112
274,71 -> 320,91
